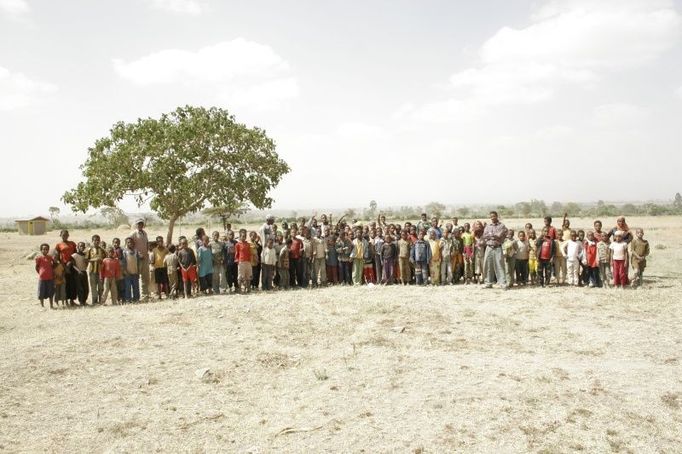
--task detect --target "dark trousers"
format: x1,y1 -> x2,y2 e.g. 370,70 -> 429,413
326,265 -> 338,284
251,264 -> 261,289
515,259 -> 529,285
261,264 -> 275,290
226,262 -> 238,289
538,260 -> 552,286
65,268 -> 78,301
382,258 -> 394,284
296,258 -> 306,287
338,261 -> 352,285
199,273 -> 212,292
76,271 -> 89,304
587,267 -> 601,287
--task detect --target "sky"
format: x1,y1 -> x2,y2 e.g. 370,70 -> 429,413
1,0 -> 681,218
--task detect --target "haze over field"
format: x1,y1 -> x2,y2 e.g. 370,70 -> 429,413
1,0 -> 682,218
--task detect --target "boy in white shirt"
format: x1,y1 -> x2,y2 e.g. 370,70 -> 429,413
562,230 -> 584,286
514,230 -> 530,285
609,231 -> 629,288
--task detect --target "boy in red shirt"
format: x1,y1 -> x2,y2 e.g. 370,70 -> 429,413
235,229 -> 253,293
100,247 -> 122,304
535,227 -> 556,288
35,243 -> 55,308
582,231 -> 600,287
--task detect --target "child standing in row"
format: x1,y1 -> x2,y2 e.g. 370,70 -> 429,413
197,235 -> 214,295
261,238 -> 277,290
610,232 -> 629,288
152,236 -> 169,298
514,231 -> 529,286
597,234 -> 612,288
527,229 -> 538,285
72,242 -> 89,305
164,244 -> 179,298
35,243 -> 55,308
278,239 -> 291,290
583,231 -> 600,287
100,247 -> 121,304
503,230 -> 518,286
563,230 -> 583,286
630,228 -> 650,287
86,235 -> 106,305
536,227 -> 555,287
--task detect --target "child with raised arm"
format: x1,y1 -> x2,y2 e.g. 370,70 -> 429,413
35,243 -> 55,308
100,247 -> 122,305
630,228 -> 649,287
609,231 -> 629,288
583,231 -> 600,287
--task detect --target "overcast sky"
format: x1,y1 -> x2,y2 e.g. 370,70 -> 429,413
1,0 -> 681,217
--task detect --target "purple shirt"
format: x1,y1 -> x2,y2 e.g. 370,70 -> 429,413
483,222 -> 508,248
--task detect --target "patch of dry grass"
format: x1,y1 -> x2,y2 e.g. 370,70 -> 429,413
1,218 -> 682,452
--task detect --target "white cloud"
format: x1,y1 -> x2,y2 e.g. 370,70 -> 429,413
222,77 -> 299,111
147,0 -> 204,15
592,102 -> 649,127
336,122 -> 387,141
415,0 -> 681,119
676,85 -> 682,98
0,0 -> 29,17
113,38 -> 290,85
410,98 -> 485,124
113,38 -> 298,110
0,66 -> 57,111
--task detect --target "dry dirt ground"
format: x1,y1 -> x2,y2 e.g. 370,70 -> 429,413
1,217 -> 681,453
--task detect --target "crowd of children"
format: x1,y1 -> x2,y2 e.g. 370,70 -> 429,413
34,214 -> 650,308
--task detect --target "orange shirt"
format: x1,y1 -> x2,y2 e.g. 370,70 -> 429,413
55,241 -> 76,265
235,241 -> 252,263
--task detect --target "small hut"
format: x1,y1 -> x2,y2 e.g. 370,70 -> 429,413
15,216 -> 49,235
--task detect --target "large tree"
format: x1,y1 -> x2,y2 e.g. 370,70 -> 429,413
63,106 -> 289,244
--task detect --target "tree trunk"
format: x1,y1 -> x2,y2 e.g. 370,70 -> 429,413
166,215 -> 179,246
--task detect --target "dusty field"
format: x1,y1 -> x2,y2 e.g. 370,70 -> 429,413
1,217 -> 681,453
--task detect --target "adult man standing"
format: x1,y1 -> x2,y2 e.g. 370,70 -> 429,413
130,218 -> 150,299
259,215 -> 275,246
482,211 -> 508,289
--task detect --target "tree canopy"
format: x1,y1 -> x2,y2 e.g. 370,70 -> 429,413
63,105 -> 290,243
